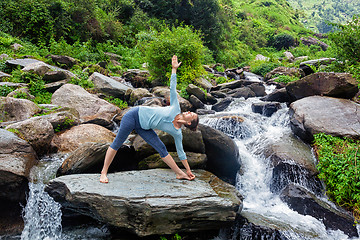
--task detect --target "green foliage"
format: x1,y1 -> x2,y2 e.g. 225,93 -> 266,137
273,74 -> 299,84
104,96 -> 128,109
216,76 -> 229,85
68,68 -> 94,89
12,91 -> 31,100
54,117 -> 75,132
271,33 -> 295,50
313,133 -> 360,221
160,233 -> 181,240
0,85 -> 16,97
329,15 -> 360,63
28,78 -> 52,104
145,26 -> 206,86
250,61 -> 281,77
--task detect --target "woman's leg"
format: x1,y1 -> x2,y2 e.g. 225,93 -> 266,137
137,129 -> 190,180
100,109 -> 137,183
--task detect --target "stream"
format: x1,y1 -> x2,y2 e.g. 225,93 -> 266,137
2,80 -> 359,240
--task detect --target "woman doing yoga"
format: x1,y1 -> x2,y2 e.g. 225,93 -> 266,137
100,55 -> 199,183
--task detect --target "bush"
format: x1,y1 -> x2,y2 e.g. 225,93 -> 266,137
271,33 -> 295,50
250,61 -> 280,77
0,85 -> 15,97
104,96 -> 128,109
273,74 -> 299,84
313,133 -> 360,222
145,26 -> 206,86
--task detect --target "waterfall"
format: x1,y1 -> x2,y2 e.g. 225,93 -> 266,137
201,97 -> 354,240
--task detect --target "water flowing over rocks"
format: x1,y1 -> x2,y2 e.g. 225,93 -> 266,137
0,129 -> 37,202
45,169 -> 242,237
51,84 -> 121,127
89,72 -> 133,99
0,97 -> 41,122
286,72 -> 359,101
281,184 -> 358,238
289,96 -> 360,142
212,97 -> 233,112
51,123 -> 115,152
5,118 -> 54,156
251,102 -> 281,117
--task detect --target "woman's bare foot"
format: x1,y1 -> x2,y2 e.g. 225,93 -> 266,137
176,171 -> 192,180
100,173 -> 109,183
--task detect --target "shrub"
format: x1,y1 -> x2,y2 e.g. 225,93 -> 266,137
145,25 -> 206,86
271,33 -> 295,50
313,133 -> 360,222
273,74 -> 299,84
104,96 -> 128,109
250,61 -> 280,77
0,85 -> 15,97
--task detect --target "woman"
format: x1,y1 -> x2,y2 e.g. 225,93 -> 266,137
100,55 -> 199,183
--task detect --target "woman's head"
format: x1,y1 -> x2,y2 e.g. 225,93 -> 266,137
182,111 -> 199,131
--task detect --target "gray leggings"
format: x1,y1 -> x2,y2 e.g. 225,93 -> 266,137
110,107 -> 169,158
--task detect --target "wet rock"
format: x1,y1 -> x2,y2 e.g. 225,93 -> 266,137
212,97 -> 233,112
51,84 -> 120,128
251,102 -> 281,117
204,114 -> 249,140
211,80 -> 243,91
210,90 -> 227,98
139,152 -> 207,170
196,109 -> 216,115
0,97 -> 41,122
248,83 -> 266,97
289,96 -> 360,142
51,123 -> 115,153
228,87 -> 256,99
189,95 -> 205,109
5,118 -> 54,156
260,88 -> 291,103
281,184 -> 358,238
45,169 -> 242,237
0,129 -> 37,202
89,72 -> 133,99
286,72 -> 358,101
198,124 -> 240,185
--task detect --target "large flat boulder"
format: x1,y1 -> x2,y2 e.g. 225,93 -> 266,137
89,72 -> 133,99
0,97 -> 41,122
45,169 -> 242,237
289,96 -> 360,142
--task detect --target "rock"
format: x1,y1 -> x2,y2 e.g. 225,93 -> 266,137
186,84 -> 207,103
43,71 -> 71,83
189,95 -> 205,109
0,71 -> 11,80
294,56 -> 309,62
255,54 -> 269,61
22,62 -> 51,76
5,118 -> 54,156
6,58 -> 42,69
300,37 -> 329,51
195,77 -> 213,90
89,72 -> 133,99
204,114 -> 248,139
133,128 -> 205,160
139,152 -> 207,170
51,123 -> 115,152
45,169 -> 242,237
57,143 -> 136,176
11,43 -> 23,51
283,51 -> 295,62
299,58 -> 336,75
243,72 -> 263,82
122,69 -> 150,88
50,55 -> 78,69
196,109 -> 216,115
248,83 -> 266,97
281,184 -> 358,238
211,97 -> 233,112
260,88 -> 291,103
228,87 -> 255,99
7,87 -> 35,100
134,97 -> 164,107
210,90 -> 227,98
198,124 -> 240,184
211,80 -> 243,91
127,88 -> 152,105
0,97 -> 41,122
51,84 -> 120,128
0,82 -> 28,88
289,96 -> 360,142
265,67 -> 305,81
38,111 -> 80,131
286,72 -> 359,101
44,79 -> 69,93
0,129 -> 37,202
251,102 -> 281,117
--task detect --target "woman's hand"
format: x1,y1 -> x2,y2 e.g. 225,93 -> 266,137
172,55 -> 182,70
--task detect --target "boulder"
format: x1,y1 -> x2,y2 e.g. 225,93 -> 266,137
127,88 -> 152,105
0,82 -> 28,88
5,118 -> 54,156
22,62 -> 51,76
194,77 -> 213,90
7,87 -> 35,100
122,69 -> 150,88
281,184 -> 358,238
198,124 -> 240,185
51,124 -> 116,152
139,152 -> 207,170
50,55 -> 78,69
189,95 -> 205,109
210,90 -> 227,98
0,97 -> 41,122
299,58 -> 336,75
300,37 -> 329,51
135,97 -> 164,107
251,102 -> 281,117
89,72 -> 133,99
57,143 -> 137,176
45,169 -> 242,237
264,67 -> 305,81
43,71 -> 73,83
133,128 -> 205,160
44,79 -> 69,93
286,72 -> 359,101
283,51 -> 295,62
255,54 -> 269,61
211,80 -> 243,91
228,87 -> 255,99
38,111 -> 80,132
51,84 -> 121,128
289,96 -> 360,142
211,97 -> 233,112
11,43 -> 23,51
0,129 -> 37,202
260,88 -> 291,103
186,84 -> 207,103
248,83 -> 266,97
6,59 -> 43,69
0,54 -> 9,60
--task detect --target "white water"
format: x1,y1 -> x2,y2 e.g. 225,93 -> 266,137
201,97 -> 355,240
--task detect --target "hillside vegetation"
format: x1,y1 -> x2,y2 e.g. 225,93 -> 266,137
286,0 -> 360,33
